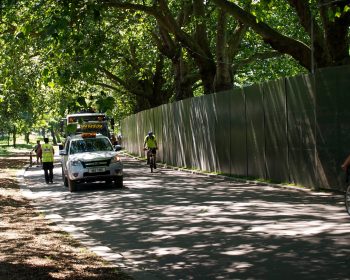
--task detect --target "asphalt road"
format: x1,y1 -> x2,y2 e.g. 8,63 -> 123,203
20,155 -> 350,280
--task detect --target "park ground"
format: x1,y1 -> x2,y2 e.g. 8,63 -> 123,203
0,145 -> 132,280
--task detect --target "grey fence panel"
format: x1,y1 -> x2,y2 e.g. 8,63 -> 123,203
170,101 -> 184,167
121,65 -> 350,190
214,89 -> 247,176
130,115 -> 138,154
213,91 -> 232,175
201,94 -> 217,172
171,102 -> 182,167
188,98 -> 201,169
245,84 -> 266,179
315,66 -> 350,189
172,100 -> 187,167
182,99 -> 193,168
190,94 -> 217,172
336,68 -> 350,166
263,79 -> 289,183
286,74 -> 317,188
120,116 -> 130,151
134,112 -> 143,157
123,114 -> 137,155
161,104 -> 171,165
189,97 -> 206,170
230,89 -> 247,176
151,106 -> 163,163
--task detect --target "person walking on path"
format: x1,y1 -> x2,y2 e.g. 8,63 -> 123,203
32,140 -> 42,166
42,137 -> 55,184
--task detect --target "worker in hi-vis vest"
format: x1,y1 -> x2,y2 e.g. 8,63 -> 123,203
41,137 -> 55,184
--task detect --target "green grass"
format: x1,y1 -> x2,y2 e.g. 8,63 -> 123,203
0,136 -> 37,156
0,144 -> 33,156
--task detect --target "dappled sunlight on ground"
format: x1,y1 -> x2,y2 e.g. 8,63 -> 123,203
1,155 -> 131,280
23,156 -> 350,279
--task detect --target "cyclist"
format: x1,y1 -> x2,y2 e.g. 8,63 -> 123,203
144,131 -> 158,168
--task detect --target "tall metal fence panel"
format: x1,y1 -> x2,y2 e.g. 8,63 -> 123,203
121,65 -> 350,191
315,66 -> 350,188
286,74 -> 317,188
263,79 -> 289,183
245,84 -> 266,180
217,89 -> 247,176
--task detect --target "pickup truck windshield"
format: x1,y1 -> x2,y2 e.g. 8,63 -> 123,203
69,138 -> 113,154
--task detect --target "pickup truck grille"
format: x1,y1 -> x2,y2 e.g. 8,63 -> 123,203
81,159 -> 111,168
83,171 -> 110,177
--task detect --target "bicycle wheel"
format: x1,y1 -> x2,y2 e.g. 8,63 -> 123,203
150,156 -> 154,173
345,185 -> 350,215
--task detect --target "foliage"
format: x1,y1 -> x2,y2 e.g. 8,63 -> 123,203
213,0 -> 350,70
1,0 -> 349,136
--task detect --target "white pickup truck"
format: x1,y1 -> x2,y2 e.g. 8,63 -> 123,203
59,133 -> 123,192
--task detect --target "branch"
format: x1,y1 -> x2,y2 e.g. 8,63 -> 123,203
98,67 -> 147,98
98,67 -> 127,88
101,0 -> 156,16
212,0 -> 311,70
102,0 -> 211,63
286,0 -> 328,62
234,51 -> 283,69
227,21 -> 248,60
94,82 -> 119,92
151,27 -> 179,59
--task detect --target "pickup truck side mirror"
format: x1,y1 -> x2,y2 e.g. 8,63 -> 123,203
59,150 -> 68,156
114,145 -> 122,151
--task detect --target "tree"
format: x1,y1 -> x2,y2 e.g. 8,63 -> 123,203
212,0 -> 350,71
151,24 -> 198,101
0,0 -> 321,124
37,1 -> 173,112
101,0 -> 221,94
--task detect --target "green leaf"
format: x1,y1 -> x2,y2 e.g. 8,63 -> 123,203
43,68 -> 49,76
48,81 -> 55,88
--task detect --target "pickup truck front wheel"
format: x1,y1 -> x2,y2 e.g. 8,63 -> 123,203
114,176 -> 123,188
68,178 -> 77,192
62,168 -> 68,187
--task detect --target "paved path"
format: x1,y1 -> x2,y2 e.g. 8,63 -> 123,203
20,156 -> 350,280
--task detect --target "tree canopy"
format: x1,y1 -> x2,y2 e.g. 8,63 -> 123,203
0,0 -> 349,137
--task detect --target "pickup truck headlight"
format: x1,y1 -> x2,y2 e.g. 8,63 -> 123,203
70,160 -> 82,166
111,155 -> 121,163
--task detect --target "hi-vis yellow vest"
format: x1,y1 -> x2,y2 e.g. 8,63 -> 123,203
42,143 -> 54,162
145,135 -> 157,148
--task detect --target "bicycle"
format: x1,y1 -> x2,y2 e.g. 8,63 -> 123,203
145,148 -> 157,173
345,167 -> 350,215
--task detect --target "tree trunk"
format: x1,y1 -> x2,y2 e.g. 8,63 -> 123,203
12,126 -> 16,148
193,0 -> 216,94
55,131 -> 61,144
152,25 -> 195,101
25,132 -> 30,144
50,125 -> 57,145
173,52 -> 195,101
190,54 -> 216,94
214,10 -> 233,92
106,0 -> 217,95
